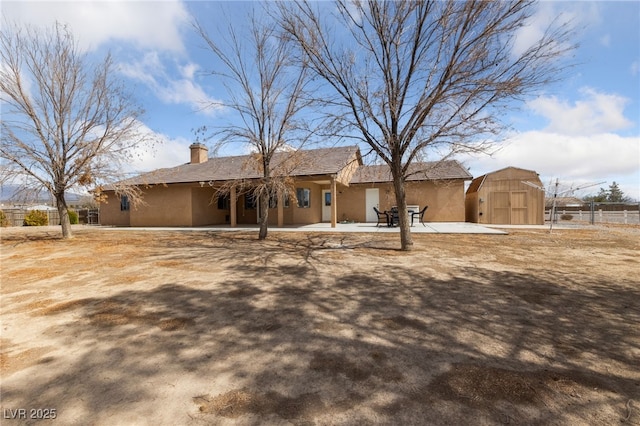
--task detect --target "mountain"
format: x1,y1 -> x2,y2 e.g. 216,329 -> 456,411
0,184 -> 85,205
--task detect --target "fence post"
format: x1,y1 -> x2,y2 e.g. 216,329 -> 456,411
590,201 -> 595,225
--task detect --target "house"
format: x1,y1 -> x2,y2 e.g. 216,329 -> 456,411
546,196 -> 584,208
465,166 -> 545,225
99,144 -> 472,227
340,161 -> 472,223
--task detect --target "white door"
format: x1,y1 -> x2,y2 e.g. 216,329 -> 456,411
322,190 -> 332,222
365,188 -> 380,222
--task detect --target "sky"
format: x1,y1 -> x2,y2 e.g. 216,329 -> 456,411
2,0 -> 639,200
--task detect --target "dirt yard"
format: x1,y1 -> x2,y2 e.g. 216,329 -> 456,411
1,225 -> 639,425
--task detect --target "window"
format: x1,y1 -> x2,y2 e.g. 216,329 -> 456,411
217,194 -> 230,210
268,193 -> 290,209
269,193 -> 278,209
296,188 -> 310,208
120,195 -> 130,211
244,193 -> 257,210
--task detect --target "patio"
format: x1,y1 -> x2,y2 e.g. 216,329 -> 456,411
99,222 -> 508,234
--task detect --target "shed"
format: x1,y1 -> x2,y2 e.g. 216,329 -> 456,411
465,167 -> 545,225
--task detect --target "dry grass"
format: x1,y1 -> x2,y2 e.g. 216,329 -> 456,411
1,225 -> 638,425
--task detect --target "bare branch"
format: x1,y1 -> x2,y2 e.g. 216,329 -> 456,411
276,0 -> 575,250
195,7 -> 316,239
0,22 -> 152,238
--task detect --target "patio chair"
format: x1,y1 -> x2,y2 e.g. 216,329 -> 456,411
373,207 -> 390,227
389,206 -> 400,227
411,205 -> 428,227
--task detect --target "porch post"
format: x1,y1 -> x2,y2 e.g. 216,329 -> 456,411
277,191 -> 284,227
331,175 -> 337,228
230,185 -> 237,227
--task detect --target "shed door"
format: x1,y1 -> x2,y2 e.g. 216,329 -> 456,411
491,192 -> 510,224
510,191 -> 528,225
491,191 -> 529,224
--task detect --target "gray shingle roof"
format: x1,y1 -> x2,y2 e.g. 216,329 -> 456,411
116,145 -> 361,186
350,160 -> 472,184
107,146 -> 471,189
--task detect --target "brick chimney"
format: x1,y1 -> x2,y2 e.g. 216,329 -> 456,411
189,143 -> 208,164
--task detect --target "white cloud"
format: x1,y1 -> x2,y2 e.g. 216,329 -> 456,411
511,2 -> 599,58
631,61 -> 639,77
527,88 -> 633,136
480,131 -> 637,177
125,122 -> 192,173
180,63 -> 199,80
462,131 -> 640,200
459,84 -> 640,201
119,52 -> 223,115
1,0 -> 190,52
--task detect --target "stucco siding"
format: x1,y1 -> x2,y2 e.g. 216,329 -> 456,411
335,184 -> 367,223
100,192 -> 131,226
130,185 -> 193,227
191,187 -> 221,226
291,181 -> 322,224
405,181 -> 466,222
332,180 -> 466,223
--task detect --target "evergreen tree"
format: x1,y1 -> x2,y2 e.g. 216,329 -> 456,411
584,182 -> 630,202
607,182 -> 627,202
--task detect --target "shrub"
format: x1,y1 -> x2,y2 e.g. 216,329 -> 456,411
560,214 -> 573,221
0,210 -> 9,227
68,209 -> 79,224
23,210 -> 49,226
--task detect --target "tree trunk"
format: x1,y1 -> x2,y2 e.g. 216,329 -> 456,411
390,167 -> 413,251
258,190 -> 269,240
55,191 -> 72,239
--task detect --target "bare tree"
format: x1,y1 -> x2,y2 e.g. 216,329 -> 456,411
195,10 -> 313,240
277,0 -> 574,250
0,22 -> 150,238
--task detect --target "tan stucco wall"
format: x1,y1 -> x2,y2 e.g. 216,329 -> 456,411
129,185 -> 193,227
236,191 -> 258,225
335,184 -> 367,223
418,180 -> 467,222
291,181 -> 322,224
267,203 -> 294,226
259,182 -> 323,225
99,192 -> 131,226
100,177 -> 467,227
336,180 -> 467,223
191,187 -> 222,226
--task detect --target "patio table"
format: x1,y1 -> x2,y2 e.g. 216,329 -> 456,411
390,206 -> 418,226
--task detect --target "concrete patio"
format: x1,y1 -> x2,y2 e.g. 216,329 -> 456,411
99,222 -> 509,234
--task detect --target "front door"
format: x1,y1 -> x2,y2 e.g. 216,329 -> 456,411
322,190 -> 332,222
365,188 -> 380,222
